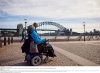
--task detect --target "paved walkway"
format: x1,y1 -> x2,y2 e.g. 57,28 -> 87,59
52,45 -> 98,66
0,41 -> 100,66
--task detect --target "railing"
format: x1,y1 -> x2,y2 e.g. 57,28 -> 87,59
50,35 -> 100,42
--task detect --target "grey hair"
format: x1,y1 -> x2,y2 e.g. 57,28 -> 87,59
27,25 -> 34,34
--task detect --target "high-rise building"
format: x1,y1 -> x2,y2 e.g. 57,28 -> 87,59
17,23 -> 23,34
94,29 -> 96,34
70,28 -> 72,35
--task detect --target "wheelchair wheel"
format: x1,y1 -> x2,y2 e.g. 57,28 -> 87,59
44,56 -> 49,63
31,56 -> 42,66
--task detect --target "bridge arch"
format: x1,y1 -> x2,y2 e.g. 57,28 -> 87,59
38,21 -> 66,31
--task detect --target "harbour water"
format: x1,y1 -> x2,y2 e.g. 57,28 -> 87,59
1,36 -> 87,40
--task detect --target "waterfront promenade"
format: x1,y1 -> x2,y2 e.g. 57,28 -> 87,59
0,41 -> 100,66
1,35 -> 100,42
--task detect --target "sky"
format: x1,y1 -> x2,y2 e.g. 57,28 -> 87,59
0,0 -> 100,33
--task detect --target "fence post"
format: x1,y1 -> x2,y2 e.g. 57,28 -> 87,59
11,34 -> 14,43
4,37 -> 6,46
67,36 -> 70,41
8,37 -> 10,44
55,36 -> 57,41
79,36 -> 81,41
11,37 -> 13,43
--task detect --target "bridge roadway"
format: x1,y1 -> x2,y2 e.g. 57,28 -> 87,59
0,28 -> 57,31
0,41 -> 100,66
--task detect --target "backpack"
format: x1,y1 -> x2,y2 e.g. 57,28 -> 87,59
21,38 -> 31,54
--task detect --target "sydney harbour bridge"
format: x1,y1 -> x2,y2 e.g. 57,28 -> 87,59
27,21 -> 72,35
37,21 -> 66,31
0,21 -> 73,35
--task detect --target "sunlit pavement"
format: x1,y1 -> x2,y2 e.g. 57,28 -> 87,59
0,41 -> 100,66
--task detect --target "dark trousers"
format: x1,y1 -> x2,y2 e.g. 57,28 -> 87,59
20,36 -> 26,42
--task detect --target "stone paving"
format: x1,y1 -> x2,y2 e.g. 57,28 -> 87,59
0,43 -> 25,66
0,43 -> 80,66
51,42 -> 100,65
0,41 -> 100,66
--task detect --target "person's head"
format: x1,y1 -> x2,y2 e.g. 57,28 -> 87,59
33,22 -> 38,28
27,25 -> 34,34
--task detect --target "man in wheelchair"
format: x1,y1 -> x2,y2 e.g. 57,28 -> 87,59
21,23 -> 56,66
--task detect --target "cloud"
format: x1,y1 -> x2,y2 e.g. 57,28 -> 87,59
0,0 -> 100,19
0,0 -> 100,33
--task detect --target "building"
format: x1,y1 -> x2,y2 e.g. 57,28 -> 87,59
93,29 -> 96,34
70,28 -> 72,35
17,23 -> 23,34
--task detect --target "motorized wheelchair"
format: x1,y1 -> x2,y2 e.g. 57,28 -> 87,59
22,39 -> 56,66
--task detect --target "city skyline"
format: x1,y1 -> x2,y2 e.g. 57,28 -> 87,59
0,0 -> 100,33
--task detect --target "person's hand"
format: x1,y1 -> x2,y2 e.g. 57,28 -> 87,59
46,39 -> 49,42
45,38 -> 49,42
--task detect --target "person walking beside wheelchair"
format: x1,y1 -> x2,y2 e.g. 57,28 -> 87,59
20,30 -> 26,42
33,22 -> 38,32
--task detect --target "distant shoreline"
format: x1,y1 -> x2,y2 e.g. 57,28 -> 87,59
1,36 -> 100,42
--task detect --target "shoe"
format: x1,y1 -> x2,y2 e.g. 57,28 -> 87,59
53,54 -> 56,57
51,54 -> 56,57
